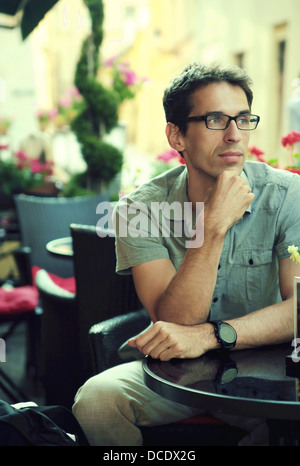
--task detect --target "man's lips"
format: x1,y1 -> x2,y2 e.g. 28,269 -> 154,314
218,151 -> 243,162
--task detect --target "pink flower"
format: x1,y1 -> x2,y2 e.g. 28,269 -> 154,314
156,149 -> 186,165
157,149 -> 179,163
59,96 -> 72,108
67,86 -> 80,97
15,150 -> 28,161
36,109 -> 45,119
48,108 -> 59,119
30,158 -> 42,174
123,69 -> 138,86
281,130 -> 300,147
248,145 -> 266,162
0,144 -> 9,150
104,55 -> 119,67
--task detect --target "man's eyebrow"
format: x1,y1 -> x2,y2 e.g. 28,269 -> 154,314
204,110 -> 251,116
238,109 -> 251,115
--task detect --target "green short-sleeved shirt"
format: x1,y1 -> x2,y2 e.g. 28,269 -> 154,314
115,161 -> 300,320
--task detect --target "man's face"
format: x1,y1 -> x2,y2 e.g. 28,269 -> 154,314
179,82 -> 251,181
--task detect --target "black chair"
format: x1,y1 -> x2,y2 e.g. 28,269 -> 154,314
89,310 -> 248,446
35,223 -> 142,408
0,248 -> 42,402
14,193 -> 109,278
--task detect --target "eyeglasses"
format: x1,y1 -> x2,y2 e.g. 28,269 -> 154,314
183,113 -> 260,131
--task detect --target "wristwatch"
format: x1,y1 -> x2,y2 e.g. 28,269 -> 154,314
215,359 -> 238,384
210,320 -> 237,350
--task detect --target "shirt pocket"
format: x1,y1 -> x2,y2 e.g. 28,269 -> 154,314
227,248 -> 273,304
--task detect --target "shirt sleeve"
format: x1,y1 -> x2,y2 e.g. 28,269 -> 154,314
275,174 -> 300,259
114,194 -> 170,275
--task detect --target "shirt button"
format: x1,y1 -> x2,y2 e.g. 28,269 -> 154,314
213,297 -> 218,303
218,264 -> 221,269
249,258 -> 254,265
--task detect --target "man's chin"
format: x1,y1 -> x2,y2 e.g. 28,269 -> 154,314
219,158 -> 245,176
223,165 -> 244,175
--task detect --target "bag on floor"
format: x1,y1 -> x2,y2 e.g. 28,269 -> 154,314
0,400 -> 89,446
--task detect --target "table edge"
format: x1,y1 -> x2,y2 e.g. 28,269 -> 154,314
142,357 -> 300,421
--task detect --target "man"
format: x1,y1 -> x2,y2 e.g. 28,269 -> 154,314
73,63 -> 300,445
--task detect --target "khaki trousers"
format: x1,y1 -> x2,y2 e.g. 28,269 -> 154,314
72,359 -> 268,446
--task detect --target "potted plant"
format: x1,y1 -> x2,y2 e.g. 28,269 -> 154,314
62,0 -> 123,198
0,148 -> 55,209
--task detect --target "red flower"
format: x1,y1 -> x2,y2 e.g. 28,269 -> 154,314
248,145 -> 264,157
248,145 -> 266,162
285,168 -> 300,175
15,150 -> 28,161
281,130 -> 300,147
157,149 -> 179,163
156,149 -> 186,165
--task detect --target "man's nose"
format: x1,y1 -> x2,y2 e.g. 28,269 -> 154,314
223,120 -> 242,143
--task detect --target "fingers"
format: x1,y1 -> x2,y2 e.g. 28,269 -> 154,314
131,322 -> 180,360
205,171 -> 254,233
132,322 -> 167,355
131,321 -> 200,361
221,171 -> 253,198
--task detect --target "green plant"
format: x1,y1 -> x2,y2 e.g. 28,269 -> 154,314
63,0 -> 123,196
0,150 -> 54,196
104,55 -> 147,105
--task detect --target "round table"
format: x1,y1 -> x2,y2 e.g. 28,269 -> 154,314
143,343 -> 300,445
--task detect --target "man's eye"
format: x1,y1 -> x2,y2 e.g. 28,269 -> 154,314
238,116 -> 250,125
208,115 -> 222,124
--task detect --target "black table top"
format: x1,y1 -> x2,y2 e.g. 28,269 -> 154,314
143,343 -> 300,420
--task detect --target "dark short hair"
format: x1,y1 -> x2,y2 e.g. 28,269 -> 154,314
163,62 -> 253,134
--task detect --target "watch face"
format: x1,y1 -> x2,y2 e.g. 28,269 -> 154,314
220,324 -> 236,343
220,367 -> 238,384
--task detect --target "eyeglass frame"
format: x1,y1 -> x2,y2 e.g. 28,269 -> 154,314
181,112 -> 260,131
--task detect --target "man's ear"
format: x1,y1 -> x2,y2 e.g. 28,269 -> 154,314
165,123 -> 185,153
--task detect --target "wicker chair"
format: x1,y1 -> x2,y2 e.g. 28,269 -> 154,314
35,224 -> 142,408
0,248 -> 41,402
89,310 -> 248,446
14,193 -> 109,278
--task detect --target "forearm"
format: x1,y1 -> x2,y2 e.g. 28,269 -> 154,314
228,296 -> 294,350
187,298 -> 294,356
154,229 -> 225,324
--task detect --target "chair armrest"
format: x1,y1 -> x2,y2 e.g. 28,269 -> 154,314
89,308 -> 150,373
35,269 -> 76,301
12,246 -> 32,285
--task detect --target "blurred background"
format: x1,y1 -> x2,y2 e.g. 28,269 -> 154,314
0,0 -> 299,193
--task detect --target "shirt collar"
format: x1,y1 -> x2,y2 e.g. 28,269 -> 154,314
163,166 -> 189,220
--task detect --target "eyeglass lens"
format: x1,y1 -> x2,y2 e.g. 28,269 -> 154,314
207,114 -> 258,130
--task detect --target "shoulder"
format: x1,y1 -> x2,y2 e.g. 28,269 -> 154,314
124,165 -> 187,205
244,160 -> 300,189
